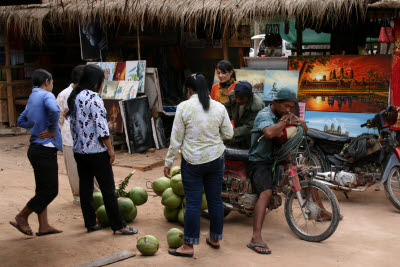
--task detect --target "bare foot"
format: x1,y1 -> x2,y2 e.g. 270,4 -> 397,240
12,215 -> 33,236
318,209 -> 344,221
249,236 -> 271,254
38,225 -> 62,235
176,244 -> 194,255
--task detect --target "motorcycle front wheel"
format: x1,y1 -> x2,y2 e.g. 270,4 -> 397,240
384,166 -> 400,210
284,180 -> 340,242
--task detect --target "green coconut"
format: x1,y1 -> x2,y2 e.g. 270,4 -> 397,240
201,193 -> 208,210
136,235 -> 160,256
124,205 -> 137,222
161,188 -> 181,209
152,177 -> 171,196
182,197 -> 186,206
164,207 -> 179,222
167,228 -> 184,249
129,187 -> 148,206
93,192 -> 104,211
96,205 -> 109,226
118,197 -> 135,222
170,166 -> 181,177
178,208 -> 185,226
170,174 -> 184,196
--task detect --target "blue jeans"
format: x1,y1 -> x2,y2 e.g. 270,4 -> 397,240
181,155 -> 225,245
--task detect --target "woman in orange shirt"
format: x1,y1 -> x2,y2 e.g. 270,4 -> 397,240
211,60 -> 237,104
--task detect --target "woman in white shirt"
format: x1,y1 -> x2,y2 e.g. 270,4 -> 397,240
165,73 -> 233,257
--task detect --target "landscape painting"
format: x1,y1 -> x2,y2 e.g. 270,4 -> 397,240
100,81 -> 120,99
114,81 -> 139,100
305,110 -> 378,137
126,60 -> 146,93
264,70 -> 299,101
236,69 -> 265,100
289,55 -> 392,113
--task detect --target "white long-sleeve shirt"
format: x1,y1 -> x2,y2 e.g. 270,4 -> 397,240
165,94 -> 234,168
56,84 -> 74,147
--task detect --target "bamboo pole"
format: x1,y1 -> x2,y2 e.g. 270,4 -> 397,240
222,25 -> 229,60
137,24 -> 141,60
4,29 -> 16,126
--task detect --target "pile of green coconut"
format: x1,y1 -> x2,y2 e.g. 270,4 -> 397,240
93,171 -> 148,226
151,166 -> 208,226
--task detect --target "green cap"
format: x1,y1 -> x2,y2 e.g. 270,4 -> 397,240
273,88 -> 298,102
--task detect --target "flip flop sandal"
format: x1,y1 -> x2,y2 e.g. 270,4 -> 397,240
9,221 -> 33,236
168,249 -> 194,258
113,227 -> 138,235
206,237 -> 220,249
36,231 -> 62,236
247,243 -> 271,255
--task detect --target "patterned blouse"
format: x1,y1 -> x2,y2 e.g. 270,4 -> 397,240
69,89 -> 110,154
164,94 -> 234,168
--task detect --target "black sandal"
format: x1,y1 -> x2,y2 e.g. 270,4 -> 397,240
113,226 -> 138,235
206,237 -> 220,249
168,249 -> 194,258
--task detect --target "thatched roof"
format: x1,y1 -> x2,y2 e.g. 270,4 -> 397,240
0,0 -> 398,42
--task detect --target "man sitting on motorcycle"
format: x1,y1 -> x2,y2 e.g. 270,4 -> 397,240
224,81 -> 265,149
246,88 -> 307,254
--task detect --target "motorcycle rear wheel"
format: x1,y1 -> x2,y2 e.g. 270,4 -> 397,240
284,180 -> 340,242
384,166 -> 400,210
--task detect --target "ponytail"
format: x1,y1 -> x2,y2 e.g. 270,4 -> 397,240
66,64 -> 105,118
184,73 -> 210,111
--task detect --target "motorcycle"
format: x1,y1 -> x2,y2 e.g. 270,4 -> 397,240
302,106 -> 400,210
202,126 -> 341,242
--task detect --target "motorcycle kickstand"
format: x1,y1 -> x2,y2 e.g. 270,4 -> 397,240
343,192 -> 349,199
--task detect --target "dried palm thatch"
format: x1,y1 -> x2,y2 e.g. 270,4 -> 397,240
0,0 -> 395,42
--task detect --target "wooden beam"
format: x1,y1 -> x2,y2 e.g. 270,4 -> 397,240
239,48 -> 245,68
253,21 -> 260,57
222,26 -> 229,60
137,24 -> 141,60
4,29 -> 16,126
295,18 -> 303,56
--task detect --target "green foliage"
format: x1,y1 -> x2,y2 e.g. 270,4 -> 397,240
116,170 -> 135,198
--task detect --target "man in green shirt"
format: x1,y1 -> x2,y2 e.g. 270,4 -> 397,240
246,88 -> 307,254
224,81 -> 265,149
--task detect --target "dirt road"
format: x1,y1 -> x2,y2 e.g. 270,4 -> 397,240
1,135 -> 399,267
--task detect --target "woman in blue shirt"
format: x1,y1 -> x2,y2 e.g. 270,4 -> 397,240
10,69 -> 63,236
67,64 -> 137,235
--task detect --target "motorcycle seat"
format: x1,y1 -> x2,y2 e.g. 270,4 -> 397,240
224,147 -> 249,162
307,128 -> 350,143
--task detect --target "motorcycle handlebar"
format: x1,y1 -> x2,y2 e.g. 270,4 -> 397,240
360,122 -> 368,128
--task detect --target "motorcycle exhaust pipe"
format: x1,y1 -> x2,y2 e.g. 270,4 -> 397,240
313,179 -> 369,192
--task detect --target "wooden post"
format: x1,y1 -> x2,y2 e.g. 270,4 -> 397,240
239,48 -> 245,67
295,17 -> 303,56
137,24 -> 141,60
222,25 -> 229,60
253,21 -> 260,57
4,29 -> 16,126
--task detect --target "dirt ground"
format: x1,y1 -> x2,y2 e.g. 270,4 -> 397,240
1,134 -> 400,267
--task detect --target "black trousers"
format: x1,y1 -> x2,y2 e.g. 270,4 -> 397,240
27,143 -> 59,214
74,151 -> 126,231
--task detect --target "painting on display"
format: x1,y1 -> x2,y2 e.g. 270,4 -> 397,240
229,25 -> 251,47
236,69 -> 265,100
305,110 -> 378,137
100,81 -> 120,99
100,62 -> 116,81
79,21 -> 107,60
103,99 -> 123,133
119,96 -> 155,154
288,55 -> 392,113
113,62 -> 126,81
264,70 -> 299,101
126,61 -> 146,93
114,81 -> 139,100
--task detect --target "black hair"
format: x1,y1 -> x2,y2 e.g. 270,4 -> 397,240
216,60 -> 236,80
32,69 -> 52,87
184,73 -> 210,111
66,64 -> 105,118
71,65 -> 85,84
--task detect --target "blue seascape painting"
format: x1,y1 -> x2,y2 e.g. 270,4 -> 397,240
264,70 -> 299,101
305,111 -> 379,137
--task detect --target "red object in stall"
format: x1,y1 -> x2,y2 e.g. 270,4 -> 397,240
378,27 -> 395,43
390,19 -> 400,130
